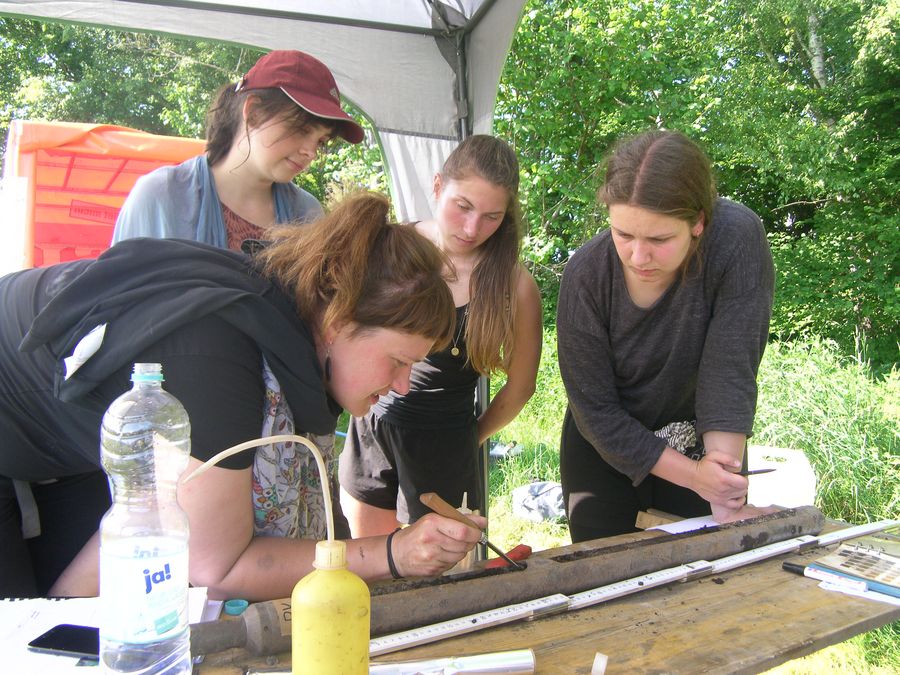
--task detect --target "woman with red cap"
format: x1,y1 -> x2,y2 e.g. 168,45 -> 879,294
112,50 -> 364,251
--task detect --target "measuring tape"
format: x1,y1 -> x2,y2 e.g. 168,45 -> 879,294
369,593 -> 570,657
709,533 -> 820,573
569,534 -> 821,611
816,519 -> 898,547
569,560 -> 712,611
370,520 -> 899,656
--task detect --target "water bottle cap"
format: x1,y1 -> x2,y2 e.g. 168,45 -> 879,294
313,540 -> 347,570
132,362 -> 164,383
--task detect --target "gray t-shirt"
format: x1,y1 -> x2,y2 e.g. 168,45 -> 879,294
557,198 -> 774,485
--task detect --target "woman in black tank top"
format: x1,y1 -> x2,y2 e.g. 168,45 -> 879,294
339,135 -> 543,538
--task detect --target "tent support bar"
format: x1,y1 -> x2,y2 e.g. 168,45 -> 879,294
121,0 -> 453,36
450,20 -> 488,556
476,375 -> 490,552
375,127 -> 457,141
456,31 -> 470,140
459,0 -> 502,37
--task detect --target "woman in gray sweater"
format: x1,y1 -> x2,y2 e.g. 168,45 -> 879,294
557,130 -> 775,541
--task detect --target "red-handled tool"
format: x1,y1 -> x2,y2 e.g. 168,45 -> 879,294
484,544 -> 532,569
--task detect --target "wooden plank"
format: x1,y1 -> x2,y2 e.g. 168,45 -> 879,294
635,508 -> 682,530
198,530 -> 900,674
368,553 -> 898,674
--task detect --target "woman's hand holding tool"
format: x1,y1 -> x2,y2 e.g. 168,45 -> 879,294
419,492 -> 526,570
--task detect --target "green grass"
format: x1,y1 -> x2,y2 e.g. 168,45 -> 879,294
753,338 -> 899,524
487,332 -> 899,672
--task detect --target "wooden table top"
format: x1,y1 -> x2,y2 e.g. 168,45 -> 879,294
200,526 -> 900,674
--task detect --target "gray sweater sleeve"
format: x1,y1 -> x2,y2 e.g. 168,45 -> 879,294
694,204 -> 773,437
557,199 -> 774,485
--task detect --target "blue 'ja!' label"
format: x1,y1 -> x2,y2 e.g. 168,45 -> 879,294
143,563 -> 172,594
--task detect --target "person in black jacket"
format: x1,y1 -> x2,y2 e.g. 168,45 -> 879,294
0,191 -> 485,599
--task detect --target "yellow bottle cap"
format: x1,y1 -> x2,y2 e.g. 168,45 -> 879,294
313,540 -> 347,570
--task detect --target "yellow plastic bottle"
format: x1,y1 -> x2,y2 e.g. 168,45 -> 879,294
291,539 -> 370,674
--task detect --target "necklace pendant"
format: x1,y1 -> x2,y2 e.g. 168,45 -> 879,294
450,346 -> 460,357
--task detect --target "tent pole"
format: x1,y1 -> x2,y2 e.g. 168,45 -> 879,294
453,28 -> 491,558
455,31 -> 470,141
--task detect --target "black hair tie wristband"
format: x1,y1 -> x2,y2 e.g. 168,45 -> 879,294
386,527 -> 403,579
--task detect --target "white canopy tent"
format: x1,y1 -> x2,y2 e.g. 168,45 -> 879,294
0,0 -> 527,221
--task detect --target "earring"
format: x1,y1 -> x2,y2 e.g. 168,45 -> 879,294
324,349 -> 332,382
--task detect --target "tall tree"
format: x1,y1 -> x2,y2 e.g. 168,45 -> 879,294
496,0 -> 898,365
0,19 -> 257,142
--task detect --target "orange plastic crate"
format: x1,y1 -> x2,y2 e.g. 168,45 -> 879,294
3,120 -> 205,269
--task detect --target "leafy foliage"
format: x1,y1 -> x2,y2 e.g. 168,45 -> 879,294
754,338 -> 899,524
0,19 -> 261,143
496,0 -> 898,366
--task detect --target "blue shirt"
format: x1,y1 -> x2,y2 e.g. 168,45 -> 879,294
111,155 -> 322,248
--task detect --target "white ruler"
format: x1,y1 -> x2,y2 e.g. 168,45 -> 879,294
369,520 -> 899,655
709,534 -> 820,573
816,519 -> 899,547
568,560 -> 713,611
369,593 -> 570,657
568,534 -> 820,611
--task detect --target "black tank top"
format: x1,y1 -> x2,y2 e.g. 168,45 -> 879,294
373,304 -> 479,429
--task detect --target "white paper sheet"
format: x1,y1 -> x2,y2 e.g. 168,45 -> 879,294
648,515 -> 719,534
818,580 -> 900,606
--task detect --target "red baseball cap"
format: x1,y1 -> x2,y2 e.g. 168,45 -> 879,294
237,50 -> 364,144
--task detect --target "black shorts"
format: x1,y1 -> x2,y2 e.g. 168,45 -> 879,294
338,413 -> 481,524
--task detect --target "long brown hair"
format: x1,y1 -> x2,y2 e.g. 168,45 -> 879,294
440,135 -> 524,375
598,129 -> 717,273
258,192 -> 455,350
205,84 -> 338,167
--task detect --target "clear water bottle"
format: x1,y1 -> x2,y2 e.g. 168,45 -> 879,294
99,363 -> 191,674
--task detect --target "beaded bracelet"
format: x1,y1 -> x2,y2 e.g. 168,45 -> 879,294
386,527 -> 403,579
